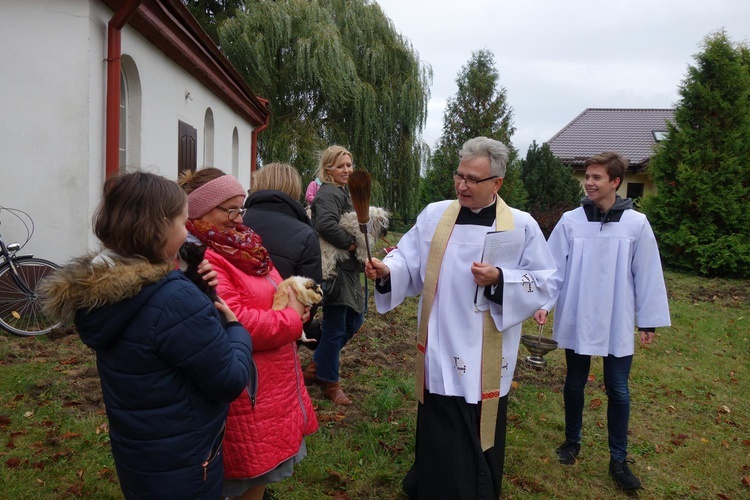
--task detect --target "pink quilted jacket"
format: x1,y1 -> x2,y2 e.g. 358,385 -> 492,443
205,249 -> 318,479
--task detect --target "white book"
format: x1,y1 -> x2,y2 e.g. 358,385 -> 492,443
474,229 -> 525,311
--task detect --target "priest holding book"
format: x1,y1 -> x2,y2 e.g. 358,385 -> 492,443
365,136 -> 556,499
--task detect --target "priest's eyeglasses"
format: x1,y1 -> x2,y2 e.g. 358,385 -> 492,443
216,206 -> 247,219
452,171 -> 498,186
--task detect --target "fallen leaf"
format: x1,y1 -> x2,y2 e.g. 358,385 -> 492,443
5,458 -> 21,469
670,433 -> 688,446
719,405 -> 731,414
742,476 -> 750,488
66,484 -> 82,495
0,416 -> 11,427
51,450 -> 73,462
587,375 -> 596,382
511,381 -> 519,390
589,398 -> 602,410
23,411 -> 34,418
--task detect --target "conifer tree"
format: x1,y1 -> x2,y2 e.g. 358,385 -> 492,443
521,141 -> 583,237
643,31 -> 750,277
420,49 -> 520,208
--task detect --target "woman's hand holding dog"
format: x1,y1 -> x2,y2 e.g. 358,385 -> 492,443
197,259 -> 218,288
214,297 -> 238,323
286,287 -> 312,323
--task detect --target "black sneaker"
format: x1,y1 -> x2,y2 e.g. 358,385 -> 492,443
609,459 -> 643,491
555,439 -> 580,465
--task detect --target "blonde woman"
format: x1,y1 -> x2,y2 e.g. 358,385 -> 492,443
304,146 -> 365,405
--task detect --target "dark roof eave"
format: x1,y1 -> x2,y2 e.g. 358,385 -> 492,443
101,0 -> 269,127
563,159 -> 650,172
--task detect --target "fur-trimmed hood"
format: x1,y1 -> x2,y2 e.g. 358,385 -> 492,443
40,254 -> 175,349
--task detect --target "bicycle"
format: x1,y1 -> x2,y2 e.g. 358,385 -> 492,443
0,206 -> 61,336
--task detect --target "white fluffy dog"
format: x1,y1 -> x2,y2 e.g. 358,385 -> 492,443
319,206 -> 389,280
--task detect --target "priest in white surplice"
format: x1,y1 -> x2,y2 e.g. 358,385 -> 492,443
365,137 -> 556,499
534,152 -> 671,492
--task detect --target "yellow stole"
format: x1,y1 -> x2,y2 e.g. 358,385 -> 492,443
416,198 -> 514,451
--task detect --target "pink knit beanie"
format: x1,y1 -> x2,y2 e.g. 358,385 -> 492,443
187,175 -> 247,219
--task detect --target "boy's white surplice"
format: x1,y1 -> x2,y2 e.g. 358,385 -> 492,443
374,200 -> 556,402
543,207 -> 671,357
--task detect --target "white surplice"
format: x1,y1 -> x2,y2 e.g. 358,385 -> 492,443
543,207 -> 671,357
374,200 -> 556,402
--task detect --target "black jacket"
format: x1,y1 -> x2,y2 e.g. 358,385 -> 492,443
243,190 -> 322,282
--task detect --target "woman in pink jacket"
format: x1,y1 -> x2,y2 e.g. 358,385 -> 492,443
179,168 -> 318,500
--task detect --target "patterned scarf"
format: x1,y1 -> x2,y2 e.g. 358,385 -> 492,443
186,219 -> 273,276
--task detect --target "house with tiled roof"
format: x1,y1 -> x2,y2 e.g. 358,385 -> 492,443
0,0 -> 269,262
547,108 -> 674,200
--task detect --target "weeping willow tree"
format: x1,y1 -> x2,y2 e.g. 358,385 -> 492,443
218,0 -> 431,217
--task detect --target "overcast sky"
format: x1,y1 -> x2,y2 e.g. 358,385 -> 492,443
374,0 -> 750,155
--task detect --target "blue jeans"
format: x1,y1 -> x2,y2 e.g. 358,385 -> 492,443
563,349 -> 633,462
313,305 -> 364,382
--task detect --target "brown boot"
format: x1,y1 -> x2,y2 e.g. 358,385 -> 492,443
303,361 -> 318,386
324,381 -> 352,405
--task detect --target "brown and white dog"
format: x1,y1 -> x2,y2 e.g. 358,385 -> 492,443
319,206 -> 389,280
272,276 -> 323,311
272,276 -> 323,343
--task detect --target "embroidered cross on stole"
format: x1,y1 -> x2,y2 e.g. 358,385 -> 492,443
416,198 -> 514,451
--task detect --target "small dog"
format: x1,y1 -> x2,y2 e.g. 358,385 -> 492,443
272,276 -> 323,344
272,276 -> 324,311
319,206 -> 389,280
178,242 -> 219,303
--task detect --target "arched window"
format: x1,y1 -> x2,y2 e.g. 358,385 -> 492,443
120,55 -> 142,169
232,127 -> 239,177
203,108 -> 215,167
119,73 -> 127,169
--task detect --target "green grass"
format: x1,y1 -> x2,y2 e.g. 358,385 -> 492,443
0,270 -> 748,498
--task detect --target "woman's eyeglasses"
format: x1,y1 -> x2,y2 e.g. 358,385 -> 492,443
216,206 -> 247,219
452,171 -> 498,187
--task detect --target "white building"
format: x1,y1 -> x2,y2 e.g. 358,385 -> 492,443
0,0 -> 269,262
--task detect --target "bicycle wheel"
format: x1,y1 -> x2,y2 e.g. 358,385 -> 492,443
0,258 -> 61,336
